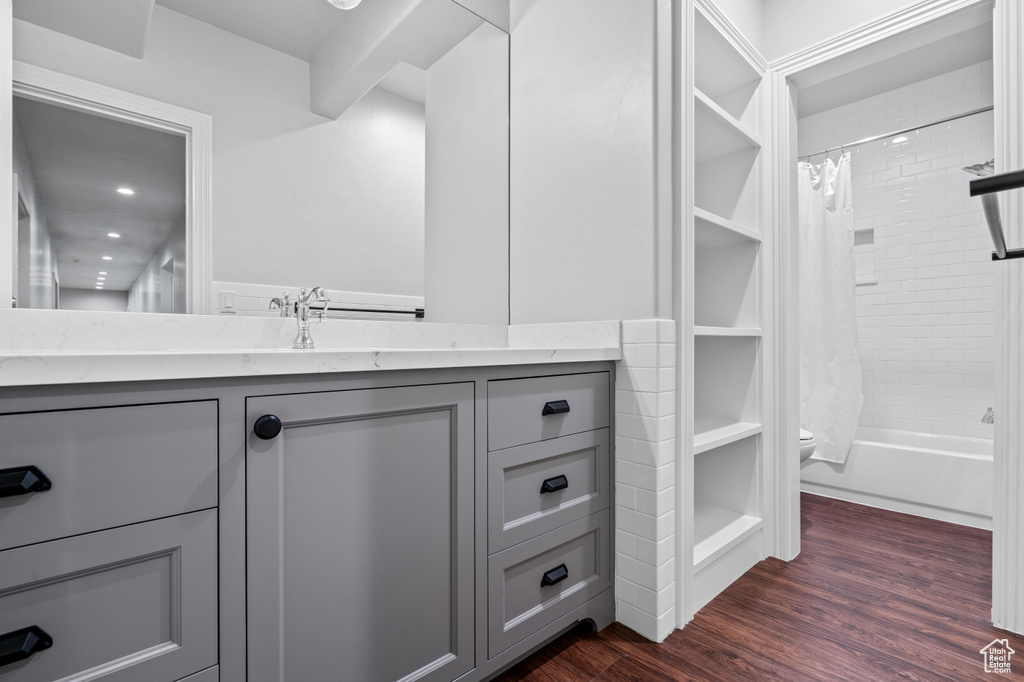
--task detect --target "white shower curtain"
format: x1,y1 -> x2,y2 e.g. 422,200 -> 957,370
798,154 -> 863,464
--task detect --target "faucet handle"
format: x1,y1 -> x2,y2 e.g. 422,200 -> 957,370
313,287 -> 329,322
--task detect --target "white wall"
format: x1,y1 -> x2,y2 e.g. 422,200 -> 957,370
799,61 -> 995,436
128,219 -> 186,314
60,287 -> 128,312
14,6 -> 425,299
12,110 -> 58,309
424,22 -> 509,325
764,0 -> 919,62
509,0 -> 662,323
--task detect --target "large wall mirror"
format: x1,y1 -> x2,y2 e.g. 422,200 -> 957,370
7,0 -> 510,320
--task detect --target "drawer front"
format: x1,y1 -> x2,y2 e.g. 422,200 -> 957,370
488,429 -> 610,553
0,509 -> 218,682
0,401 -> 218,551
488,372 -> 610,451
488,510 -> 610,657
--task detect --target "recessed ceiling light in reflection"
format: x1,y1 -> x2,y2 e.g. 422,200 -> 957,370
97,277 -> 106,281
892,136 -> 909,144
107,233 -> 120,238
95,286 -> 103,289
117,188 -> 134,195
99,271 -> 107,275
102,256 -> 113,261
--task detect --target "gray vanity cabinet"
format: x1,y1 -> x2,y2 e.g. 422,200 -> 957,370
0,360 -> 615,682
245,382 -> 476,682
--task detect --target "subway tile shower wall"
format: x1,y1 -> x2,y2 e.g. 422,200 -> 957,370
798,61 -> 995,438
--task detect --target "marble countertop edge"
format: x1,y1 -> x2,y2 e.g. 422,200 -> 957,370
0,345 -> 623,388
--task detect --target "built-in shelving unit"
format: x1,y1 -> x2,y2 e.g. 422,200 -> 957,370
689,0 -> 768,615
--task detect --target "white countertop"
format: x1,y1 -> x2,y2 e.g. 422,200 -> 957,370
0,311 -> 621,387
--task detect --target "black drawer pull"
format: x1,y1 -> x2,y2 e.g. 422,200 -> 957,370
541,564 -> 569,587
0,466 -> 52,499
540,475 -> 569,494
542,400 -> 570,416
0,626 -> 52,668
253,414 -> 283,440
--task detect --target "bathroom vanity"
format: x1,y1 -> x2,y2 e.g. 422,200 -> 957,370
0,318 -> 619,682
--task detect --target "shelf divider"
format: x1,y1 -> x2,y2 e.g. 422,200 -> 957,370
694,206 -> 761,247
694,326 -> 762,338
694,503 -> 762,570
693,417 -> 762,454
694,88 -> 761,162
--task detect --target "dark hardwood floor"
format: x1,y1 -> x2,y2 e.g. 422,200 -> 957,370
493,493 -> 1024,681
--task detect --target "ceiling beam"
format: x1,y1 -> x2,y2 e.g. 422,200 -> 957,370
310,0 -> 483,120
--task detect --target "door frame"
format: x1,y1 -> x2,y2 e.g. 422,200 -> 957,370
769,0 -> 1022,632
9,61 -> 213,314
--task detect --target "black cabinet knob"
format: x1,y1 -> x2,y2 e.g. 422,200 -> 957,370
0,466 -> 52,499
253,415 -> 283,440
0,626 -> 52,668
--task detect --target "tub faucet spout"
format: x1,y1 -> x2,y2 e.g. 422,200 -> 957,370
982,407 -> 994,424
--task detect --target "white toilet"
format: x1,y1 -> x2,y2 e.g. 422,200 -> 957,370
799,429 -> 816,462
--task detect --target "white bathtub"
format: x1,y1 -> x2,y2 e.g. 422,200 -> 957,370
800,426 -> 993,529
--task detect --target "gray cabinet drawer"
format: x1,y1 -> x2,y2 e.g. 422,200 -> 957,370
487,372 -> 610,451
488,510 -> 610,657
0,401 -> 218,551
0,509 -> 218,682
488,429 -> 610,553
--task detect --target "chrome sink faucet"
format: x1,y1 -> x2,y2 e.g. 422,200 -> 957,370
269,292 -> 292,318
293,287 -> 329,350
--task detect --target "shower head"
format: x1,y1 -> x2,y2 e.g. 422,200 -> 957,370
963,159 -> 996,177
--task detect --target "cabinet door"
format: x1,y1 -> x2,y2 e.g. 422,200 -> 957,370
246,383 -> 475,682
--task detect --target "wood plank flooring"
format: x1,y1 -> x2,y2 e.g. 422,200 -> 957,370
493,493 -> 1024,681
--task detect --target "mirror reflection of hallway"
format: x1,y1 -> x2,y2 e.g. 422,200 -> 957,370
11,95 -> 186,313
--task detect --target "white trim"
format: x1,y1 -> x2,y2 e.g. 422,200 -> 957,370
770,0 -> 999,581
11,62 -> 213,315
764,69 -> 799,562
674,0 -> 695,629
992,0 -> 1024,634
692,0 -> 767,74
770,0 -> 993,77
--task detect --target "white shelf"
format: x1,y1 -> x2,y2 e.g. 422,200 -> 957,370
694,7 -> 761,120
695,91 -> 762,164
694,326 -> 761,338
693,503 -> 762,570
695,207 -> 761,248
693,417 -> 762,454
